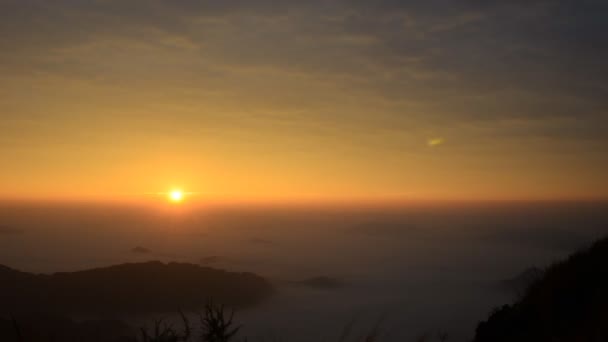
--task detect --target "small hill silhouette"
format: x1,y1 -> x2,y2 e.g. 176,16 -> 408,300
131,246 -> 151,254
498,266 -> 543,297
294,276 -> 345,290
0,261 -> 274,315
475,236 -> 608,341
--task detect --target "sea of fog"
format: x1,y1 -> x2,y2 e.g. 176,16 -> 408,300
1,201 -> 607,341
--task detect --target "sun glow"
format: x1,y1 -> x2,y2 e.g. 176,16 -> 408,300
168,189 -> 184,203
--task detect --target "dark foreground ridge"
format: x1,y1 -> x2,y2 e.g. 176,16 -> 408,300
474,236 -> 608,342
0,261 -> 274,315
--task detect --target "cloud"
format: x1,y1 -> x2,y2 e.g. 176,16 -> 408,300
0,0 -> 606,175
428,138 -> 445,147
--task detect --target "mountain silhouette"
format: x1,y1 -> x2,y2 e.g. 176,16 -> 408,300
131,246 -> 151,254
475,236 -> 608,341
294,276 -> 345,290
498,266 -> 543,297
0,261 -> 274,315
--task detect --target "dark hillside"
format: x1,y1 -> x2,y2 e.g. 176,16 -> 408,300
475,236 -> 608,341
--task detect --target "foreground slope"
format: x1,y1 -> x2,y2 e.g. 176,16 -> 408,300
475,236 -> 608,341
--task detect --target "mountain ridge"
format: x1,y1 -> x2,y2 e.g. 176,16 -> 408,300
0,261 -> 274,315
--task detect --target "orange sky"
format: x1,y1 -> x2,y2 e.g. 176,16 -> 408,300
1,1 -> 607,203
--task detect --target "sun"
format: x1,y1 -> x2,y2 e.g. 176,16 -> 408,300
168,189 -> 184,203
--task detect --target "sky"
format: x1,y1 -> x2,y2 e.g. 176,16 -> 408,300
0,0 -> 607,203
